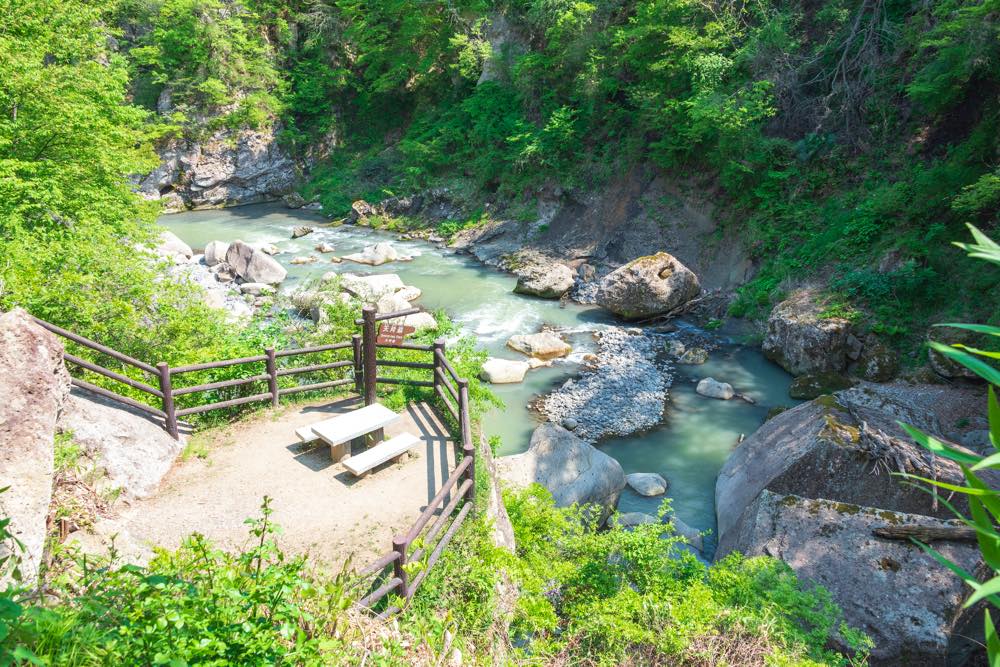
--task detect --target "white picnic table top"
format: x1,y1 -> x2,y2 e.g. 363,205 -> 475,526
295,403 -> 400,446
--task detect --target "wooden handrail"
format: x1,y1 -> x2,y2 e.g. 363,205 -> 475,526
34,318 -> 157,375
276,360 -> 353,376
170,355 -> 268,374
70,378 -> 166,418
404,456 -> 473,545
172,373 -> 269,396
354,308 -> 422,325
274,342 -> 352,357
64,353 -> 163,398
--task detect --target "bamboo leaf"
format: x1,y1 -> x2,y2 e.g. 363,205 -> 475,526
899,422 -> 982,465
928,342 -> 1000,386
934,323 -> 1000,337
985,610 -> 1000,667
964,469 -> 1000,523
965,575 -> 1000,608
897,473 -> 995,496
967,496 -> 1000,571
953,344 -> 1000,360
991,386 -> 1000,451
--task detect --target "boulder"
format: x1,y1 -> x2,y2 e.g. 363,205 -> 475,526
224,240 -> 287,284
154,231 -> 193,262
376,292 -> 413,315
203,240 -> 229,267
506,332 -> 572,360
669,517 -> 704,553
338,273 -> 405,301
282,192 -> 307,209
716,490 -> 982,665
397,285 -> 422,302
291,225 -> 314,239
56,389 -> 184,498
239,282 -> 275,296
480,358 -> 530,384
509,251 -> 575,299
856,335 -> 899,382
0,309 -> 71,582
253,242 -> 280,256
714,398 -> 969,548
315,242 -> 336,253
497,423 -> 625,522
928,326 -> 981,380
349,200 -> 376,223
290,256 -> 318,265
625,472 -> 668,497
762,290 -> 851,375
667,340 -> 709,365
595,252 -> 701,319
787,372 -> 855,400
695,377 -> 734,400
342,242 -> 411,266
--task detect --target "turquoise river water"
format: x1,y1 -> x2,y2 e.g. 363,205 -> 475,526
160,203 -> 795,554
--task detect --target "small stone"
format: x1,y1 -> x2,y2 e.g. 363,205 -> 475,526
846,333 -> 864,361
506,332 -> 572,360
315,242 -> 336,253
678,347 -> 708,364
283,192 -> 307,209
696,377 -> 734,400
625,472 -> 668,497
254,243 -> 280,255
329,256 -> 342,263
291,225 -> 314,239
290,256 -> 318,265
563,417 -> 579,431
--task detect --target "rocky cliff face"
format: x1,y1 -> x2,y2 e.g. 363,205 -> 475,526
138,125 -> 296,211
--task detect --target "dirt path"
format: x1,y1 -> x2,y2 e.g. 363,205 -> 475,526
83,397 -> 457,571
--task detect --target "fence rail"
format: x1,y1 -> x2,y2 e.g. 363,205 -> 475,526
33,304 -> 476,616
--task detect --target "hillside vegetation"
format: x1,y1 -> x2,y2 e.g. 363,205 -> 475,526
114,0 -> 1000,349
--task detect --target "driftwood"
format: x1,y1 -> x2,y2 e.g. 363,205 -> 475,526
873,525 -> 978,542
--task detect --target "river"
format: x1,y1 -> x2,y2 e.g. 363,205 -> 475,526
160,202 -> 795,555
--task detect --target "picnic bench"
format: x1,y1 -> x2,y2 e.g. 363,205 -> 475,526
296,403 -> 421,476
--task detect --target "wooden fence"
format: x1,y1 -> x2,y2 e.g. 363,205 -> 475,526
33,305 -> 476,614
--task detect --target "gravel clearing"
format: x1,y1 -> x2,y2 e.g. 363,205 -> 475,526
540,327 -> 673,441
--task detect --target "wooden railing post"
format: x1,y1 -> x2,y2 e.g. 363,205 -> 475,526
157,362 -> 179,440
352,334 -> 364,395
392,535 -> 409,601
361,306 -> 378,406
458,379 -> 474,506
265,348 -> 279,408
432,338 -> 446,392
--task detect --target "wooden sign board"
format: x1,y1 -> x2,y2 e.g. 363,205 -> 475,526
377,322 -> 416,345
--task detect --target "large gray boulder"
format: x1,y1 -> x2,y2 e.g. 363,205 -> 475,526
480,358 -> 530,384
715,397 -> 966,547
509,251 -> 575,299
595,252 -> 701,319
224,240 -> 287,285
762,290 -> 850,375
716,490 -> 983,666
497,423 -> 625,521
203,240 -> 229,267
57,389 -> 184,499
0,309 -> 71,582
928,325 -> 981,380
154,231 -> 193,263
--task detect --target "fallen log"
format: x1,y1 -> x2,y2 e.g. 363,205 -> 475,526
873,525 -> 978,542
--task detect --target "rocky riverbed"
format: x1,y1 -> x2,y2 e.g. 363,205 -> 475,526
540,327 -> 673,441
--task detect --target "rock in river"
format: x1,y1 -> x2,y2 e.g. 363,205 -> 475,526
154,231 -> 193,263
509,250 -> 576,299
696,377 -> 734,400
497,423 -> 625,523
224,240 -> 287,285
506,331 -> 571,360
480,358 -> 530,384
595,252 -> 701,320
625,472 -> 668,497
203,240 -> 229,267
762,289 -> 850,375
342,242 -> 412,266
291,225 -> 314,239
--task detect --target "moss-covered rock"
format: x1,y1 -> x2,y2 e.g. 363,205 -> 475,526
788,372 -> 856,400
595,252 -> 700,319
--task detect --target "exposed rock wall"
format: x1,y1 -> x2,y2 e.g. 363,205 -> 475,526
0,309 -> 71,582
138,126 -> 296,211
